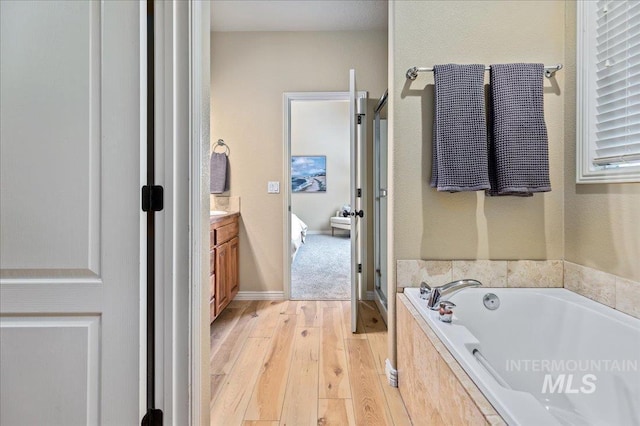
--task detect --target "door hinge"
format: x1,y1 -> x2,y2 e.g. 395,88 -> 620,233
141,408 -> 163,426
141,185 -> 164,212
358,264 -> 362,273
357,188 -> 362,197
357,113 -> 365,125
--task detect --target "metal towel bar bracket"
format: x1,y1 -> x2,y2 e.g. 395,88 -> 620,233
213,138 -> 230,156
405,63 -> 563,80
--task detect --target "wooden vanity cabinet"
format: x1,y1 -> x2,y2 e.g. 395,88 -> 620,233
210,214 -> 239,322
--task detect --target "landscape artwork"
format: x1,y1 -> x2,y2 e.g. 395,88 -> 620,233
291,156 -> 326,192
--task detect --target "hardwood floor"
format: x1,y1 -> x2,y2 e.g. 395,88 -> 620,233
210,300 -> 411,426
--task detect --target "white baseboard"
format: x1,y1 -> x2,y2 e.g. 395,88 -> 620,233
385,359 -> 398,387
235,291 -> 373,301
306,230 -> 332,235
234,291 -> 285,300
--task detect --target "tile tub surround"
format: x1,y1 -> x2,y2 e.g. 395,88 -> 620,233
565,261 -> 640,319
395,259 -> 640,319
397,293 -> 505,426
396,259 -> 562,289
396,260 -> 452,288
452,260 -> 507,288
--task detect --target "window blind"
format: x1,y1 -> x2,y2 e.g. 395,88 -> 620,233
594,0 -> 640,166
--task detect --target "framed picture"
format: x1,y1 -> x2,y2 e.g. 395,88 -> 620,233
291,156 -> 326,192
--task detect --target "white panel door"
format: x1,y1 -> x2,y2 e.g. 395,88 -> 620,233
0,1 -> 142,425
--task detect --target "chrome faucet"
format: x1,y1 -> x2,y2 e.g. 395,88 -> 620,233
420,279 -> 483,310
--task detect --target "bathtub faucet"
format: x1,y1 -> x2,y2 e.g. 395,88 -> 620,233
420,279 -> 483,310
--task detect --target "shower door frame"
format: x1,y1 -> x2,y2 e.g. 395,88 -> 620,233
373,112 -> 388,323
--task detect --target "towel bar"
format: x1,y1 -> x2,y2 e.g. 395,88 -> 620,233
406,63 -> 563,80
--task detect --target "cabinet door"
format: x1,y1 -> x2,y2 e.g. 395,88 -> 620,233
228,236 -> 239,298
215,242 -> 229,315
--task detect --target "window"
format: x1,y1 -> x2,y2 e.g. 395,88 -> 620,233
577,0 -> 640,183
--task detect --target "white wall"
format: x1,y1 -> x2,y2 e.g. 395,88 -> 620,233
291,100 -> 350,232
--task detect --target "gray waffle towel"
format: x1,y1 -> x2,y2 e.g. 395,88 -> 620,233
487,63 -> 551,196
430,64 -> 490,192
210,152 -> 229,194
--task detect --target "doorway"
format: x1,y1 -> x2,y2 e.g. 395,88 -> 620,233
283,90 -> 367,303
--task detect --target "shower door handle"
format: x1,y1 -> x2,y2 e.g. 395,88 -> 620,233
350,210 -> 364,218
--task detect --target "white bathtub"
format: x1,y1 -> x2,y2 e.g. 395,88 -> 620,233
404,287 -> 640,426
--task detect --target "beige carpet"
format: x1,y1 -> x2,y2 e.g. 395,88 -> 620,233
291,234 -> 351,300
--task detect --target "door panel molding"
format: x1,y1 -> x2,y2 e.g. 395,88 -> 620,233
0,282 -> 102,313
0,315 -> 100,425
0,0 -> 102,275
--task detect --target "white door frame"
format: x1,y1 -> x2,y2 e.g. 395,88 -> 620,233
186,1 -> 211,425
154,0 -> 210,425
282,91 -> 366,301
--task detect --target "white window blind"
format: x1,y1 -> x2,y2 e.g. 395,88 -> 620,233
577,0 -> 640,183
594,0 -> 640,166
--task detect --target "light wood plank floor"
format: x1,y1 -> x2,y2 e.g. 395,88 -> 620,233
210,300 -> 411,426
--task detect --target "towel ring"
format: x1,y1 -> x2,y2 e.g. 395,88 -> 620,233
213,139 -> 230,156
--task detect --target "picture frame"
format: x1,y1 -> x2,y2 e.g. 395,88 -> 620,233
291,156 -> 327,193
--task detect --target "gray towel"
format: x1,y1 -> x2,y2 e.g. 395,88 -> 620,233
431,64 -> 490,192
487,63 -> 551,196
210,152 -> 229,194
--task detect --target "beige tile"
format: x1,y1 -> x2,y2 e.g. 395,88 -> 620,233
396,260 -> 452,288
507,260 -> 563,288
397,297 -> 444,425
564,262 -> 616,308
446,360 -> 497,417
452,260 -> 507,288
398,295 -> 500,424
437,358 -> 486,425
486,415 -> 508,425
616,276 -> 640,319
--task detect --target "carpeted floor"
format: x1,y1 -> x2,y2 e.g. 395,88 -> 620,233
291,233 -> 351,300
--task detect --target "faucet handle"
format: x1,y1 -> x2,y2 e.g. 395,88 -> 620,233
439,300 -> 456,323
439,301 -> 456,310
419,282 -> 431,299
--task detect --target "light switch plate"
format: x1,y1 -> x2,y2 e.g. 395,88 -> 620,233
267,181 -> 280,194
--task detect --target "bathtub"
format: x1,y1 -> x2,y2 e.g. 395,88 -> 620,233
404,287 -> 640,426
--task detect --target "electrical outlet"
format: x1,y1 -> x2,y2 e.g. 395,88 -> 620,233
267,181 -> 280,194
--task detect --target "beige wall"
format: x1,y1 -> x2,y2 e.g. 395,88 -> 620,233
392,1 -> 566,263
563,2 -> 640,282
211,31 -> 387,293
291,100 -> 350,232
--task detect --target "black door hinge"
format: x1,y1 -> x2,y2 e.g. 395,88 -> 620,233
357,113 -> 365,125
142,185 -> 164,212
357,188 -> 362,198
358,264 -> 362,273
141,409 -> 163,426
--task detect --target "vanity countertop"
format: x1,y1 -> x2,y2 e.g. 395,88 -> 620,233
209,211 -> 240,224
